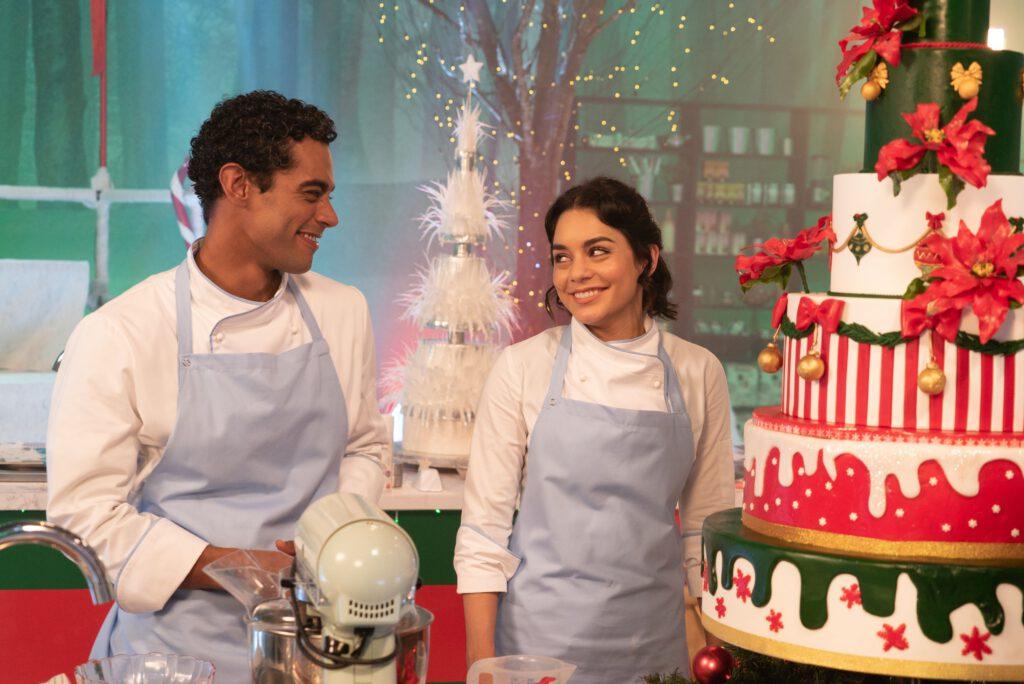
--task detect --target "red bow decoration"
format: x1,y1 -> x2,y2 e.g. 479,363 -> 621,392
836,0 -> 919,98
925,211 -> 946,231
900,293 -> 962,342
771,294 -> 789,329
796,297 -> 845,333
875,98 -> 994,208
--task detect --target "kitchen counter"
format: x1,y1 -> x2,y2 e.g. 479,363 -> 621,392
0,463 -> 466,513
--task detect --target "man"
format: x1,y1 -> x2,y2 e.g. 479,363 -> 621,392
46,91 -> 389,680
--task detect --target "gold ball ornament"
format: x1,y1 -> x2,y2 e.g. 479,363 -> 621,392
861,81 -> 882,101
917,361 -> 946,395
757,343 -> 784,374
956,79 -> 981,99
796,351 -> 826,381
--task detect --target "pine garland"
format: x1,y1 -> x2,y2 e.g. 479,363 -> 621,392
779,315 -> 1024,356
643,647 -> 989,683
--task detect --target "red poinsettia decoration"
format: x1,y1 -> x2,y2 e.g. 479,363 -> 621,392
902,200 -> 1024,344
875,98 -> 995,209
735,215 -> 835,292
836,0 -> 920,98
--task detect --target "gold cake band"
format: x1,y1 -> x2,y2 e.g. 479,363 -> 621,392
702,614 -> 1024,681
742,512 -> 1024,561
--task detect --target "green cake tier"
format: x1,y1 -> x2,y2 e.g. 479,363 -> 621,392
862,46 -> 1024,174
911,0 -> 989,44
701,508 -> 1024,680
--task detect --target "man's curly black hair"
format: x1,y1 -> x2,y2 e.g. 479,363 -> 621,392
188,90 -> 337,221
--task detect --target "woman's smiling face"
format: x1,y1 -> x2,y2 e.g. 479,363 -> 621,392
551,208 -> 655,341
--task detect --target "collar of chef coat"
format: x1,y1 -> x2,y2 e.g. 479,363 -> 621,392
570,314 -> 660,357
187,239 -> 294,351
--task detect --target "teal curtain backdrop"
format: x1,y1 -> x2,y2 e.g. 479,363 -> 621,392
1,0 -> 1021,366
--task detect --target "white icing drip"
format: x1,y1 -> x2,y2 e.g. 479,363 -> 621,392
745,421 -> 1024,518
703,548 -> 1024,668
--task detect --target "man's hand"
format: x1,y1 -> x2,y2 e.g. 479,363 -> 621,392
180,543 -> 294,590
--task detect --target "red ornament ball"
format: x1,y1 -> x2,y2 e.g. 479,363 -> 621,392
692,645 -> 735,684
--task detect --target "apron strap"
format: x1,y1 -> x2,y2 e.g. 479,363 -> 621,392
543,326 -> 573,406
657,342 -> 686,415
287,278 -> 326,342
174,261 -> 194,358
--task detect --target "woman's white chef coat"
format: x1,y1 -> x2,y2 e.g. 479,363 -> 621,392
46,247 -> 388,613
454,317 -> 736,596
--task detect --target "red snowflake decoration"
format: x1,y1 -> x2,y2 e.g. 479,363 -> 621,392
960,626 -> 993,661
733,569 -> 752,603
877,623 -> 909,652
841,583 -> 863,609
766,609 -> 784,633
715,597 -> 727,618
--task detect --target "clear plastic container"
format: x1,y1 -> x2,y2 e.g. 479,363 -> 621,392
74,653 -> 215,683
466,655 -> 576,684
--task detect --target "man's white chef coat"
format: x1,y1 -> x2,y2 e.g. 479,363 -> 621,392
454,317 -> 736,597
47,247 -> 388,613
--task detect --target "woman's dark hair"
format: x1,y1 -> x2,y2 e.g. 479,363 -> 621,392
188,90 -> 337,221
543,176 -> 677,320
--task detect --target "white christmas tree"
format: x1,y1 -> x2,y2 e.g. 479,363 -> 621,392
389,57 -> 515,468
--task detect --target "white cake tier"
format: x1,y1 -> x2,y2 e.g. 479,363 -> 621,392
779,294 -> 1024,433
829,173 -> 1024,297
400,413 -> 472,463
398,341 -> 497,465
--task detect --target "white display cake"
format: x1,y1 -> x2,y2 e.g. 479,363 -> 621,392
704,1 -> 1024,679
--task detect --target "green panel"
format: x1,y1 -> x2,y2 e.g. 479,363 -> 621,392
0,509 -> 463,590
912,0 -> 990,44
0,511 -> 88,589
862,47 -> 1024,174
390,509 -> 461,587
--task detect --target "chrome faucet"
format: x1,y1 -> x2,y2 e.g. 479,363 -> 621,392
0,520 -> 113,603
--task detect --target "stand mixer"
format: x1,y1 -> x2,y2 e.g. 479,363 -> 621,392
281,492 -> 420,683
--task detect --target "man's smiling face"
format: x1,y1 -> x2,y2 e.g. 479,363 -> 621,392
242,137 -> 338,274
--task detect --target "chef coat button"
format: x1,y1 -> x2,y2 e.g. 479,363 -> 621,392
549,398 -> 556,406
291,325 -> 299,335
653,379 -> 663,388
579,375 -> 587,383
214,332 -> 225,343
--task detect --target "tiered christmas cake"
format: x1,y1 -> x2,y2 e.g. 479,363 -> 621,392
705,1 -> 1024,679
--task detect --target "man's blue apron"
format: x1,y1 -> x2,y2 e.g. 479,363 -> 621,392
92,260 -> 347,682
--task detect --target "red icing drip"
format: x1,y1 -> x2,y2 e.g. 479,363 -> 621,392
744,446 -> 1024,543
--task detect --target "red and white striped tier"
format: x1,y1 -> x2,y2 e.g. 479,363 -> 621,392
779,295 -> 1024,433
742,407 -> 1024,560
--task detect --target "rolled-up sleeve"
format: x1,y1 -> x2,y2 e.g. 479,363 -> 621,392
46,314 -> 207,613
336,290 -> 387,504
678,355 -> 736,596
454,348 -> 527,594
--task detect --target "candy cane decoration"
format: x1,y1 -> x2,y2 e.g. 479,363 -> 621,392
170,157 -> 204,246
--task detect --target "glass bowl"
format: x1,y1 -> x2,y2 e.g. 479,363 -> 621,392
74,653 -> 215,683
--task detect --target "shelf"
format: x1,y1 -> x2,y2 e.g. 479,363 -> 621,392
697,203 -> 794,210
690,333 -> 767,363
700,153 -> 793,161
577,145 -> 679,156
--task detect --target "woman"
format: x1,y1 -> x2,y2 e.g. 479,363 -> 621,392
454,177 -> 735,683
